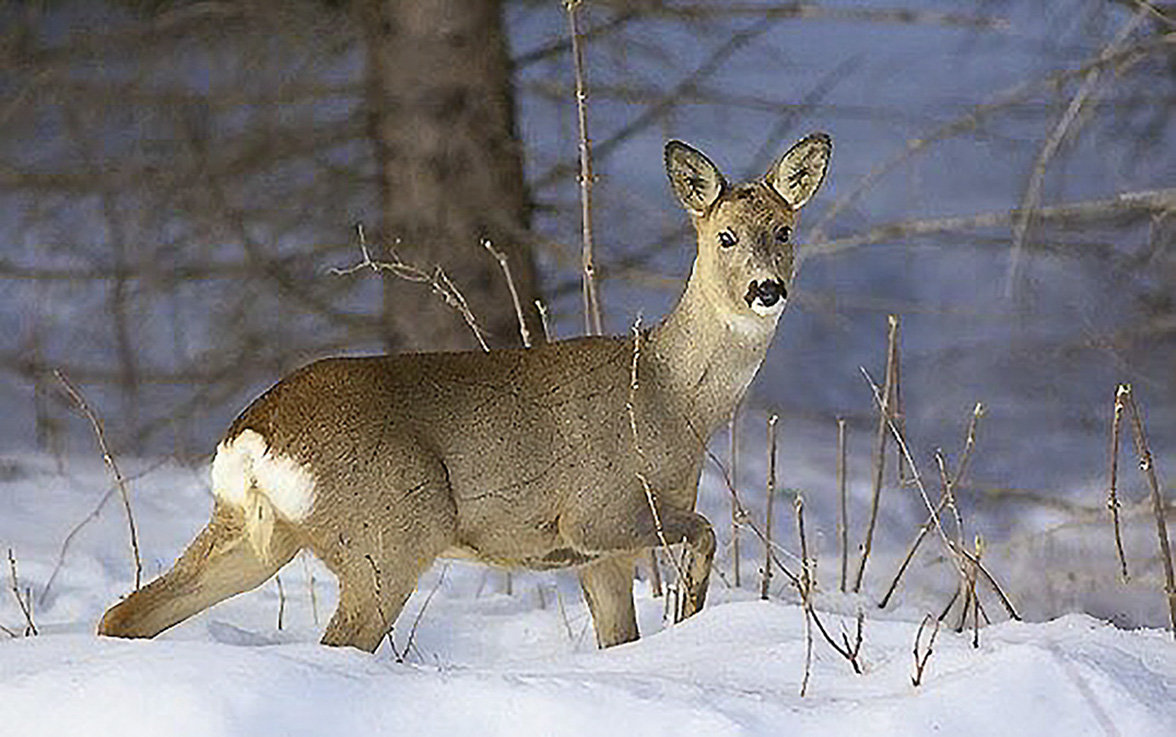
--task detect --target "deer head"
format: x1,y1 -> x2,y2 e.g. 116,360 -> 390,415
665,134 -> 831,333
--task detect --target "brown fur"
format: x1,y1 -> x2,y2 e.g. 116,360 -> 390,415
98,134 -> 832,651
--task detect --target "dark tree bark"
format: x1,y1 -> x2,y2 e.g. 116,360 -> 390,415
357,0 -> 542,351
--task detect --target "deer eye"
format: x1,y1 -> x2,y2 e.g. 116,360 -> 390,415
775,225 -> 792,244
717,230 -> 738,248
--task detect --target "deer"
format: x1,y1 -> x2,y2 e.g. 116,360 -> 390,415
98,133 -> 832,652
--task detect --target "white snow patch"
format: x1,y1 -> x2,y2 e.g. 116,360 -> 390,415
2,452 -> 1176,737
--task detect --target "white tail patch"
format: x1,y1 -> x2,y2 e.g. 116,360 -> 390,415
211,430 -> 315,558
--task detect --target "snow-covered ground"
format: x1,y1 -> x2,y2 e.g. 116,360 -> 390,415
1,452 -> 1175,736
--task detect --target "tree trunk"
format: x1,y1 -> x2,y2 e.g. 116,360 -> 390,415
357,0 -> 542,351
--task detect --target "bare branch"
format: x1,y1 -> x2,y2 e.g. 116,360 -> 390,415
7,549 -> 37,636
911,614 -> 940,687
1108,385 -> 1131,581
1005,8 -> 1149,296
566,0 -> 603,337
483,239 -> 533,348
853,314 -> 899,592
837,417 -> 849,593
55,370 -> 142,590
761,415 -> 779,600
332,226 -> 490,352
1121,384 -> 1176,637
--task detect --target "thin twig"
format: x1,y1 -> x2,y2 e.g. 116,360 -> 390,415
332,225 -> 490,352
535,299 -> 553,343
275,574 -> 286,631
625,319 -> 689,606
853,314 -> 899,592
1121,385 -> 1176,637
861,368 -> 1020,621
7,549 -> 37,636
697,434 -> 802,592
41,457 -> 170,605
911,614 -> 940,687
482,239 -> 532,348
800,602 -> 814,698
302,551 -> 319,626
808,607 -> 864,674
874,406 -> 983,606
566,0 -> 603,336
648,549 -> 663,598
761,415 -> 779,600
837,418 -> 848,593
1005,8 -> 1147,296
1108,385 -> 1131,581
807,34 -> 1163,245
807,188 -> 1176,258
55,370 -> 141,590
731,406 -> 741,588
399,563 -> 449,663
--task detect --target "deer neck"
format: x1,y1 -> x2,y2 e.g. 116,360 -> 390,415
645,257 -> 780,435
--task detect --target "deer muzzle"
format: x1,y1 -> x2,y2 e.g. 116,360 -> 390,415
744,278 -> 787,310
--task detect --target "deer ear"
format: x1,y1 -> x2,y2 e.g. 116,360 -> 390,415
665,140 -> 726,215
765,133 -> 832,209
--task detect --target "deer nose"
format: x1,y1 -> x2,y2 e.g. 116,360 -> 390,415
744,278 -> 787,308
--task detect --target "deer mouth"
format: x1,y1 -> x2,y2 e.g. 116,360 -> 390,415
744,278 -> 787,311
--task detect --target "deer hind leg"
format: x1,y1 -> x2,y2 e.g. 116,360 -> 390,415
578,554 -> 639,648
98,500 -> 300,639
312,461 -> 459,653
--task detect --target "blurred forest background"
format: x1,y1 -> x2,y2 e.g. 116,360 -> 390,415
1,1 -> 1174,621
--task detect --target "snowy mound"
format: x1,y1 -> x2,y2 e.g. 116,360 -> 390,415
1,456 -> 1174,736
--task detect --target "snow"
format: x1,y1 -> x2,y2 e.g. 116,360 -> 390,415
2,454 -> 1175,736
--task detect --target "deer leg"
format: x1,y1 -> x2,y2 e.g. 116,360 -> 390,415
578,554 -> 639,648
562,502 -> 716,629
99,500 -> 300,639
312,457 -> 458,653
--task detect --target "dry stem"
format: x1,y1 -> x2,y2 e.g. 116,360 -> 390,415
398,563 -> 449,663
566,0 -> 603,336
535,299 -> 553,343
731,407 -> 742,588
625,319 -> 689,610
482,239 -> 532,348
876,403 -> 982,611
853,314 -> 899,592
761,415 -> 779,600
1121,384 -> 1176,637
7,548 -> 37,636
332,225 -> 490,352
41,457 -> 169,605
861,368 -> 1021,621
55,370 -> 141,590
275,574 -> 286,631
1005,8 -> 1147,296
837,418 -> 848,593
911,614 -> 940,687
1108,385 -> 1131,581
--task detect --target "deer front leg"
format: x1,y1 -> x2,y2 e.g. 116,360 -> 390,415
562,498 -> 716,631
578,554 -> 639,648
